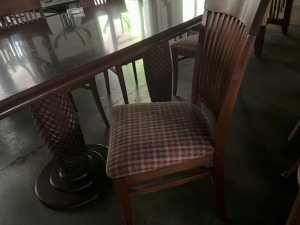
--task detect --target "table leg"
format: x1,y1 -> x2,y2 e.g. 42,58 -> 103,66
31,91 -> 110,209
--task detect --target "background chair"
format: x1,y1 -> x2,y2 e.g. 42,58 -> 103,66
106,0 -> 270,224
170,33 -> 199,96
0,0 -> 109,126
0,0 -> 44,29
268,0 -> 294,35
254,0 -> 295,56
170,23 -> 201,96
80,0 -> 140,104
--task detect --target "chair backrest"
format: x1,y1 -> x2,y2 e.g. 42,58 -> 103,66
80,0 -> 112,8
0,0 -> 44,30
269,0 -> 290,21
192,0 -> 269,124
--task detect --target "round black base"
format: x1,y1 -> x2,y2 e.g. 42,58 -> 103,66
35,144 -> 111,210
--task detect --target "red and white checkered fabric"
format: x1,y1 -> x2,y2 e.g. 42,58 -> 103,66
106,101 -> 214,178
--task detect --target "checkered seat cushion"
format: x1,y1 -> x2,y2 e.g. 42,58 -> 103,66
106,101 -> 215,178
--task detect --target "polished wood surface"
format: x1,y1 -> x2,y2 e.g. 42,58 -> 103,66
0,0 -> 203,119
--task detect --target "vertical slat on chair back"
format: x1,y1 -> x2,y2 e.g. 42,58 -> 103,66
192,0 -> 270,122
0,0 -> 44,30
269,0 -> 286,20
192,12 -> 249,121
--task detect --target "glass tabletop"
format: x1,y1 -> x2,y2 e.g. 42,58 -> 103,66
0,0 -> 204,117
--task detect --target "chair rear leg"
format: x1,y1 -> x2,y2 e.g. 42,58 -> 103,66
132,61 -> 138,85
115,65 -> 129,104
171,50 -> 179,96
213,166 -> 228,221
282,0 -> 294,35
113,178 -> 133,225
103,70 -> 111,95
89,78 -> 110,127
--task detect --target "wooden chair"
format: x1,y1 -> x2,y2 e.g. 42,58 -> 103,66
254,0 -> 294,56
80,0 -> 139,104
281,119 -> 300,178
0,0 -> 109,126
268,0 -> 294,35
106,0 -> 270,224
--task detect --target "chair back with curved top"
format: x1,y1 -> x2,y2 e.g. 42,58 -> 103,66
0,0 -> 44,30
192,0 -> 268,126
190,1 -> 270,178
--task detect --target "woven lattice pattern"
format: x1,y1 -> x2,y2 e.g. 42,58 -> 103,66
143,41 -> 172,102
31,92 -> 89,176
106,101 -> 214,178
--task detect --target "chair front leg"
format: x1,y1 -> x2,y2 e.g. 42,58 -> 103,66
113,178 -> 133,225
213,165 -> 228,221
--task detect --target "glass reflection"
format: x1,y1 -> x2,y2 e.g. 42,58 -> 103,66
183,0 -> 205,21
96,0 -> 145,52
0,20 -> 57,100
140,0 -> 204,36
0,39 -> 38,96
54,14 -> 93,50
0,0 -> 205,102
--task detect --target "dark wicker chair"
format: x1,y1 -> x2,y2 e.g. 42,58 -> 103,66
106,0 -> 270,224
